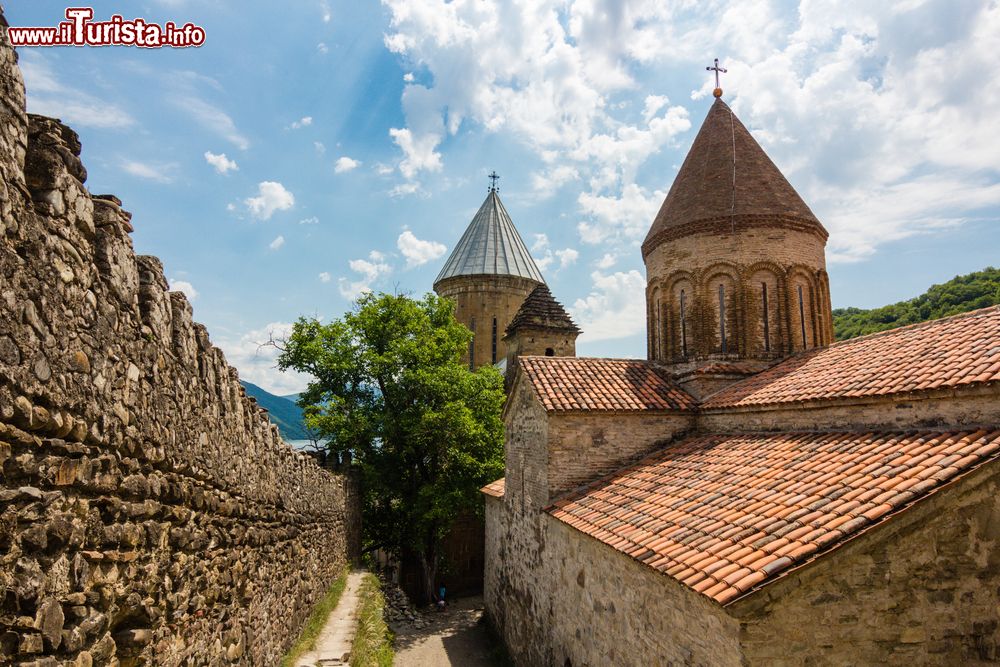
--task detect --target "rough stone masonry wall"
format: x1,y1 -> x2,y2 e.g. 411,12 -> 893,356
0,20 -> 359,667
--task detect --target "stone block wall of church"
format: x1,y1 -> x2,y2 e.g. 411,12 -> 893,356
644,223 -> 833,363
435,274 -> 540,369
546,412 -> 694,499
0,28 -> 360,665
546,518 -> 743,667
700,385 -> 1000,434
732,459 -> 1000,665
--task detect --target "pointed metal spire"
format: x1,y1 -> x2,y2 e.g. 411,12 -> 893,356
434,189 -> 545,287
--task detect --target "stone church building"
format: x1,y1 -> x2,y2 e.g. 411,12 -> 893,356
480,94 -> 1000,665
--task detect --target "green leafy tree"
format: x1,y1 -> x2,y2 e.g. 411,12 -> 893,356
833,267 -> 1000,340
277,292 -> 505,603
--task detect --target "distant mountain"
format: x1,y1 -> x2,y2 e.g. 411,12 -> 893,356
281,392 -> 302,403
834,267 -> 1000,340
240,380 -> 311,441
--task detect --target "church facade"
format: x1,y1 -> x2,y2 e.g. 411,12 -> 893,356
482,95 -> 1000,665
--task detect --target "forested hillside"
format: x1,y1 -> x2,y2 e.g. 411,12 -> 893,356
833,267 -> 1000,340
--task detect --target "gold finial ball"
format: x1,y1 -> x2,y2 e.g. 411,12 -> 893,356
713,87 -> 723,98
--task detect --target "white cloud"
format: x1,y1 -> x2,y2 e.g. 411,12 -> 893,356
403,72 -> 415,82
375,163 -> 394,176
531,234 -> 550,253
204,151 -> 238,174
216,322 -> 311,395
20,51 -> 134,129
554,248 -> 579,269
577,183 -> 665,245
389,181 -> 421,197
244,181 -> 295,220
319,272 -> 332,283
226,203 -> 237,212
122,159 -> 175,183
175,94 -> 249,150
389,127 -> 443,179
289,116 -> 313,130
299,216 -> 320,225
314,141 -> 327,154
168,279 -> 198,300
397,230 -> 447,267
339,251 -> 392,299
596,253 -> 617,269
269,235 -> 285,250
320,0 -> 332,22
381,1 -> 690,215
317,42 -> 329,55
335,156 -> 361,174
571,270 -> 646,342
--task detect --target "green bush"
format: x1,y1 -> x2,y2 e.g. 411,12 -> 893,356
833,267 -> 999,340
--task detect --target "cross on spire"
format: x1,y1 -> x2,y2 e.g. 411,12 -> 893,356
488,170 -> 500,192
707,57 -> 727,98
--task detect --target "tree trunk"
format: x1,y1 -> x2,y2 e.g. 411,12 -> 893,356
418,543 -> 439,606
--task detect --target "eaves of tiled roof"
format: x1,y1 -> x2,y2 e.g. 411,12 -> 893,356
548,428 -> 1000,606
481,477 -> 505,498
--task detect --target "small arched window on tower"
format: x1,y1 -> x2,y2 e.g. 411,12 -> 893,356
679,289 -> 688,357
491,317 -> 498,364
761,282 -> 771,353
469,317 -> 476,370
545,348 -> 554,357
797,285 -> 807,349
718,284 -> 728,354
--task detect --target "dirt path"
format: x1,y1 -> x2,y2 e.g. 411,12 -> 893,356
295,570 -> 364,667
391,595 -> 502,667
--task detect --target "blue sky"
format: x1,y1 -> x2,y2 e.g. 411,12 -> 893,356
9,1 -> 1000,394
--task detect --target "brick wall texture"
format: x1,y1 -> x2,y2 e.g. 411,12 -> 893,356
0,22 -> 360,666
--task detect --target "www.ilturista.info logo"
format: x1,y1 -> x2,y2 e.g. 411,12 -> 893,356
8,7 -> 206,48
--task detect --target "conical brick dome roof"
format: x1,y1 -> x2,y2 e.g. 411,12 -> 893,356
434,190 -> 545,288
642,98 -> 826,258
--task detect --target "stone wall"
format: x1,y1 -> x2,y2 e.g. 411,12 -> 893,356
732,459 -> 1000,665
0,21 -> 359,666
700,385 -> 1000,433
434,275 -> 540,369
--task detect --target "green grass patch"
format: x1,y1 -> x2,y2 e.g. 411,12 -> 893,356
281,567 -> 350,667
349,574 -> 394,667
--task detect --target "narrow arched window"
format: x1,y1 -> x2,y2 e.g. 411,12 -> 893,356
679,289 -> 688,357
718,284 -> 727,354
762,282 -> 770,353
491,317 -> 498,364
545,348 -> 554,357
656,300 -> 663,359
469,317 -> 476,370
797,285 -> 807,348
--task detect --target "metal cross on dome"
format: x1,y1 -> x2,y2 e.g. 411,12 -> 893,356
707,57 -> 727,95
488,170 -> 500,192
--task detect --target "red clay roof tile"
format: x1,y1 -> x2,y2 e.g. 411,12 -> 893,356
517,356 -> 697,413
703,307 -> 1000,409
547,429 -> 1000,605
481,477 -> 506,498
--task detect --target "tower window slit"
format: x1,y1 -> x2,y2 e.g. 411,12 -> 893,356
679,289 -> 688,357
469,317 -> 476,370
797,285 -> 807,348
491,317 -> 498,364
718,284 -> 727,354
762,282 -> 770,352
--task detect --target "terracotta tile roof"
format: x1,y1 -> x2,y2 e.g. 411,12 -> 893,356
548,429 -> 1000,606
517,357 -> 697,413
482,478 -> 505,498
703,306 -> 1000,409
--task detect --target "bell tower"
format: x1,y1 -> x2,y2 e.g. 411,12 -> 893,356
642,74 -> 833,397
